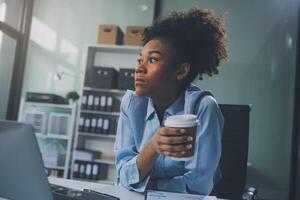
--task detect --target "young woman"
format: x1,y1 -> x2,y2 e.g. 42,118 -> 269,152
114,7 -> 229,195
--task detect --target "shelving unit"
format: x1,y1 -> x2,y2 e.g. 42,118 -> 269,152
18,100 -> 77,179
80,109 -> 120,116
93,159 -> 115,165
78,132 -> 116,139
70,44 -> 141,184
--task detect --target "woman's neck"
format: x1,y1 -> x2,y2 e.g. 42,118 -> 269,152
152,88 -> 181,116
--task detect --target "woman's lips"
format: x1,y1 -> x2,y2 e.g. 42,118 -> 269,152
135,78 -> 146,85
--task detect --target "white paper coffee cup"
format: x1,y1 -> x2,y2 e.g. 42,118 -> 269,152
164,114 -> 198,161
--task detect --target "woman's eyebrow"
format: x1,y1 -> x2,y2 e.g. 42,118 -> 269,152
148,50 -> 162,55
139,50 -> 162,56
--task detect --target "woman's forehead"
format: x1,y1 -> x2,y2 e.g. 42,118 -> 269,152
141,38 -> 171,55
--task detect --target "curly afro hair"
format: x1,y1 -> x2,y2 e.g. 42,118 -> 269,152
143,7 -> 229,83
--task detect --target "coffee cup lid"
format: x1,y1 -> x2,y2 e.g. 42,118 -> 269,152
164,114 -> 198,127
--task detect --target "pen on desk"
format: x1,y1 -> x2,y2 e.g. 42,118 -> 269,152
116,176 -> 120,186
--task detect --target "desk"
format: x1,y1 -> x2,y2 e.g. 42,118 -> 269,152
49,177 -> 143,200
48,177 -> 226,200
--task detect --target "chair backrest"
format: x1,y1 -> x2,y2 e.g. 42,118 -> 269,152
214,104 -> 251,200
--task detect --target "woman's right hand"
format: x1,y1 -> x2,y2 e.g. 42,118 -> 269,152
150,127 -> 193,158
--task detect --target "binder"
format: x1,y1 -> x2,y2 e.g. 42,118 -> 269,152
79,162 -> 86,179
91,118 -> 97,133
84,118 -> 91,133
92,163 -> 99,180
100,95 -> 107,111
87,94 -> 94,110
78,117 -> 84,132
85,163 -> 92,179
103,119 -> 110,134
94,96 -> 100,110
73,162 -> 79,178
96,118 -> 103,134
106,96 -> 113,112
81,95 -> 87,109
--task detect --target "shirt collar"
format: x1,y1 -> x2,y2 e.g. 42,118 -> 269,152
165,91 -> 185,116
145,91 -> 185,120
146,98 -> 156,120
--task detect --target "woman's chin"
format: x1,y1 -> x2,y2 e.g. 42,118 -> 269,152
135,88 -> 148,97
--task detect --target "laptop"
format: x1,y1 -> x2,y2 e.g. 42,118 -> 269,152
0,120 -> 53,200
0,120 -> 119,200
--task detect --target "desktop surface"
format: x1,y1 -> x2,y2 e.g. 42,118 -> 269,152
48,177 -> 144,200
48,177 -> 227,200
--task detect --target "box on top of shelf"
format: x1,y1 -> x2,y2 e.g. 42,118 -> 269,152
97,24 -> 124,45
84,66 -> 118,89
124,26 -> 145,46
117,68 -> 135,90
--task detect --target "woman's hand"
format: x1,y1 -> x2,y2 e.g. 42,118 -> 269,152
150,127 -> 193,157
136,127 -> 193,181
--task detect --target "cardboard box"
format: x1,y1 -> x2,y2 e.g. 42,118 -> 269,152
124,26 -> 145,46
97,24 -> 123,45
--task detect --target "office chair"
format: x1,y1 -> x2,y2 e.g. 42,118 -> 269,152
213,104 -> 251,200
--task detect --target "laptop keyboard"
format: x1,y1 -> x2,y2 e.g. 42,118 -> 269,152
50,184 -> 119,200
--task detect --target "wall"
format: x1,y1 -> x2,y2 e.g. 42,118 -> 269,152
160,1 -> 298,199
22,0 -> 154,97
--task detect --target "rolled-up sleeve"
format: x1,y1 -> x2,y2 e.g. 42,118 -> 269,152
156,96 -> 224,195
114,92 -> 150,192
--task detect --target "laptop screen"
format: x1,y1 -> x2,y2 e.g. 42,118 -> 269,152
0,120 -> 53,200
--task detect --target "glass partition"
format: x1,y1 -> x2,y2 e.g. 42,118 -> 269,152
0,31 -> 17,119
0,0 -> 25,31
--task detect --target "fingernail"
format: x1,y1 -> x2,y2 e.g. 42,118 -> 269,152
181,151 -> 186,155
186,144 -> 192,149
187,137 -> 193,141
180,129 -> 186,134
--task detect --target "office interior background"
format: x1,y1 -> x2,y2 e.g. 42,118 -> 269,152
0,0 -> 300,200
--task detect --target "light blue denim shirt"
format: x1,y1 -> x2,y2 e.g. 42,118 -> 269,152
114,85 -> 224,195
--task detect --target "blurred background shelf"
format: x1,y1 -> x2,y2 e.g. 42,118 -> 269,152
70,44 -> 139,184
78,132 -> 116,139
18,100 -> 77,179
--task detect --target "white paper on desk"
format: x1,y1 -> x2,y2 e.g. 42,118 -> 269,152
146,190 -> 217,200
91,185 -> 145,200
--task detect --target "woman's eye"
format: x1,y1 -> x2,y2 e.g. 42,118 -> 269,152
149,57 -> 158,63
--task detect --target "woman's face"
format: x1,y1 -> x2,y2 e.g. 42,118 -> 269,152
135,38 -> 178,98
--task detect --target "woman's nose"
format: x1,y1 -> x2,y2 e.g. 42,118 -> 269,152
135,62 -> 146,74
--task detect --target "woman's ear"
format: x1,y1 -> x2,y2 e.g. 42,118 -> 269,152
176,63 -> 190,80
